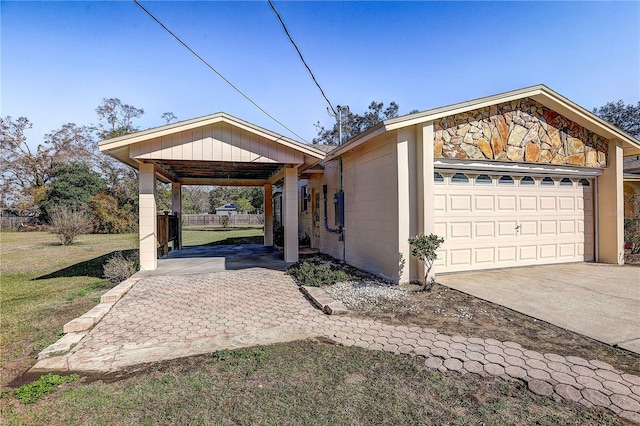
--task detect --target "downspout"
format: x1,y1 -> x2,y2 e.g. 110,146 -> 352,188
594,177 -> 599,262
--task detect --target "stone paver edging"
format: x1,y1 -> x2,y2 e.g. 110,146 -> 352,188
34,269 -> 640,424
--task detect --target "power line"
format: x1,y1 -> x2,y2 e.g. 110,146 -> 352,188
132,0 -> 309,143
267,0 -> 337,116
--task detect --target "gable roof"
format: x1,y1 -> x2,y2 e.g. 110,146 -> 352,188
98,112 -> 326,185
326,84 -> 640,159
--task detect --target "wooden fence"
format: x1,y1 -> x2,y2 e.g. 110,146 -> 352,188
1,216 -> 32,229
183,214 -> 264,227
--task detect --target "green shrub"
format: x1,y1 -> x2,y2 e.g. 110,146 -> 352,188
408,233 -> 445,291
103,250 -> 139,284
220,215 -> 229,228
625,217 -> 640,254
286,261 -> 355,287
13,374 -> 77,404
90,193 -> 137,234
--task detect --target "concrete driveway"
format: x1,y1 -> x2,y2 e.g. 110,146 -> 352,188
437,264 -> 640,354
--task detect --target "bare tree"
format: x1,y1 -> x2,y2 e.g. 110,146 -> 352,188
1,117 -> 93,214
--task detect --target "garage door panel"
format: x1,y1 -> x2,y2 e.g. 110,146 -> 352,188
498,221 -> 517,237
449,249 -> 472,266
434,174 -> 594,273
539,197 -> 556,210
539,244 -> 557,259
559,220 -> 575,234
519,196 -> 537,211
519,245 -> 537,261
434,194 -> 447,212
474,248 -> 495,264
450,222 -> 472,239
474,196 -> 494,211
558,197 -> 575,210
519,221 -> 537,236
474,222 -> 495,238
540,221 -> 557,235
559,243 -> 576,258
497,246 -> 517,262
497,196 -> 516,211
450,195 -> 472,212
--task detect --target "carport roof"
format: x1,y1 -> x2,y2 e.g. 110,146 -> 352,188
98,112 -> 326,185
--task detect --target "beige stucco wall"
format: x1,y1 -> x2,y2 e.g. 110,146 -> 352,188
318,133 -> 400,280
597,140 -> 624,264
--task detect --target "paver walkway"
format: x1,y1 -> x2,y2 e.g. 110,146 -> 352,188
34,268 -> 640,423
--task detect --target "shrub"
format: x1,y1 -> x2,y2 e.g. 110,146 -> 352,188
273,225 -> 284,247
104,250 -> 140,284
13,374 -> 77,404
408,233 -> 445,291
625,217 -> 640,254
286,261 -> 355,287
48,205 -> 92,245
90,193 -> 137,234
220,215 -> 229,228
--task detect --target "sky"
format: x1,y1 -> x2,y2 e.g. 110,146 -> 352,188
2,1 -> 639,146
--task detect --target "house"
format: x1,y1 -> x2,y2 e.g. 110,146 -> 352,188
215,203 -> 237,216
99,85 -> 640,282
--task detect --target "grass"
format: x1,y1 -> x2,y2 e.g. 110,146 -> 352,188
0,228 -> 263,388
182,226 -> 263,246
0,231 -> 138,387
0,340 -> 621,425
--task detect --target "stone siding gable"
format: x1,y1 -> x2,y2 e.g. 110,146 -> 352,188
434,98 -> 608,168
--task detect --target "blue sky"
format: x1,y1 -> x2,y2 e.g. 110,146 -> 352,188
2,1 -> 639,145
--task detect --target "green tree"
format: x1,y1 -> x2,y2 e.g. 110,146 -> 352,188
234,197 -> 253,213
39,163 -> 106,221
408,233 -> 445,291
313,101 -> 405,145
0,117 -> 93,214
593,100 -> 640,139
209,186 -> 236,212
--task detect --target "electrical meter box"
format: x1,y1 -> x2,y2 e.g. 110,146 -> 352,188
333,190 -> 344,227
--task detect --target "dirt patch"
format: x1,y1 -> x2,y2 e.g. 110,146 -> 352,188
350,282 -> 640,376
293,255 -> 640,377
625,250 -> 640,266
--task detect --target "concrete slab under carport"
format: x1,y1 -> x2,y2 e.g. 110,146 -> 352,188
437,263 -> 640,354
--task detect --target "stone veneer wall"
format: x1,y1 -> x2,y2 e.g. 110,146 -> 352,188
434,98 -> 608,168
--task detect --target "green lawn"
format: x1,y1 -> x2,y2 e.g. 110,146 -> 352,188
0,231 -> 138,387
182,226 -> 263,246
0,230 -> 623,425
1,341 -> 620,426
0,228 -> 263,388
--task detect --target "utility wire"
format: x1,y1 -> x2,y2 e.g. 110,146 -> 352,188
132,0 -> 309,143
268,0 -> 337,116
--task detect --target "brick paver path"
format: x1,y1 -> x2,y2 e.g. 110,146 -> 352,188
65,269 -> 640,423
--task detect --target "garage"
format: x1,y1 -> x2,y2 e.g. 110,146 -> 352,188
434,171 -> 595,273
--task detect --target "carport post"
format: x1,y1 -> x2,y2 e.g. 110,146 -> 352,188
264,183 -> 273,246
283,166 -> 299,262
171,182 -> 182,250
139,163 -> 157,271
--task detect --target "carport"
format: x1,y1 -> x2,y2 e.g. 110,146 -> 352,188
98,113 -> 325,270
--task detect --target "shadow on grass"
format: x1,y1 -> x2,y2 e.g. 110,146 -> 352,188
34,249 -> 138,280
196,236 -> 264,246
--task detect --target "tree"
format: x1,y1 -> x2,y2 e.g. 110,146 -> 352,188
234,197 -> 252,213
209,186 -> 236,212
313,101 -> 403,145
39,163 -> 106,222
208,186 -> 264,213
408,233 -> 445,291
161,112 -> 178,124
1,117 -> 94,214
49,205 -> 92,245
593,100 -> 640,139
182,186 -> 210,214
94,98 -> 144,140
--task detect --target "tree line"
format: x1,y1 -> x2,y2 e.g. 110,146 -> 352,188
2,97 -> 636,235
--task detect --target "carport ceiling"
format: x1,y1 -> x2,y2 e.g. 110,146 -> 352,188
151,160 -> 284,181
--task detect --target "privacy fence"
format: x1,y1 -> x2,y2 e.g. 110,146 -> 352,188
182,214 -> 264,227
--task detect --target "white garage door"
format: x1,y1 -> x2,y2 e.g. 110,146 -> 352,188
434,172 -> 594,273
